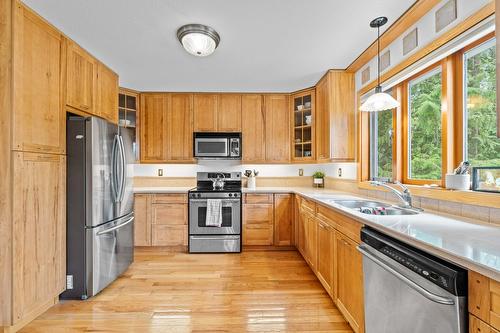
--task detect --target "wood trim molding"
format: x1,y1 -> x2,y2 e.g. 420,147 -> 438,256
358,181 -> 500,209
358,2 -> 495,96
346,0 -> 441,73
0,0 -> 12,326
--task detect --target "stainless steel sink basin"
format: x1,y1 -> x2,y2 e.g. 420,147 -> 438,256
334,200 -> 420,215
334,200 -> 392,209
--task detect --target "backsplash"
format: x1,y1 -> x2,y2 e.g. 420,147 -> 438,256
134,161 -> 357,179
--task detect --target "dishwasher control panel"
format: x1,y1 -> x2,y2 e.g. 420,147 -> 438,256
361,227 -> 467,296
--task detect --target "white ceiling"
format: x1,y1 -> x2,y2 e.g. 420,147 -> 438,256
23,0 -> 416,92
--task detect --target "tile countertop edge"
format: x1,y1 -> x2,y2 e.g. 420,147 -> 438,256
133,186 -> 500,281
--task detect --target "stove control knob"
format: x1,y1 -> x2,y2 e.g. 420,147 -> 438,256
229,193 -> 233,197
197,193 -> 201,198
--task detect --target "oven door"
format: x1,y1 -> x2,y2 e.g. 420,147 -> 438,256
194,138 -> 229,158
189,198 -> 241,234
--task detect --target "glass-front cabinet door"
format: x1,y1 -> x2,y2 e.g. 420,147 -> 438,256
291,88 -> 315,161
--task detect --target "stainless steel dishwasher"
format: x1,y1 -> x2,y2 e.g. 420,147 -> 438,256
358,227 -> 467,333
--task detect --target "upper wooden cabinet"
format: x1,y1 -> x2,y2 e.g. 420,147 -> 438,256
193,94 -> 218,132
12,152 -> 66,324
65,38 -> 97,114
140,94 -> 168,162
264,94 -> 290,163
315,70 -> 355,161
193,94 -> 242,132
242,95 -> 266,162
96,62 -> 119,123
168,94 -> 194,162
12,3 -> 65,154
218,94 -> 242,132
291,89 -> 315,162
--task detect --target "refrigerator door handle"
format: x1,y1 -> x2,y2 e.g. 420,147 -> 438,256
118,135 -> 126,203
96,216 -> 134,236
111,134 -> 119,203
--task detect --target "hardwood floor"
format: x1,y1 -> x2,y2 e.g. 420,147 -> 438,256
20,249 -> 353,332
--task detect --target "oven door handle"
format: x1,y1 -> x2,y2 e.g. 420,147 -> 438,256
190,236 -> 240,240
189,199 -> 241,204
357,244 -> 455,305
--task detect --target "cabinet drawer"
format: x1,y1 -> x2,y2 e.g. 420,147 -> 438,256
243,204 -> 273,223
151,204 -> 187,225
152,225 -> 187,246
470,314 -> 500,333
244,193 -> 273,204
300,198 -> 316,214
469,271 -> 500,331
152,193 -> 187,204
243,223 -> 273,246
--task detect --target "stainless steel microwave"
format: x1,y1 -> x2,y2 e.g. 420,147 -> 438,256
193,132 -> 241,159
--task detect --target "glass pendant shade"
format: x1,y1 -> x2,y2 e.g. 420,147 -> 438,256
360,88 -> 400,112
177,24 -> 220,57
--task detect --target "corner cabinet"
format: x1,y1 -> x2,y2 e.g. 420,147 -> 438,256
291,89 -> 315,162
315,70 -> 355,162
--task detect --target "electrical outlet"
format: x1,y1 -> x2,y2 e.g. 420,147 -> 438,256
338,168 -> 343,177
66,275 -> 74,289
298,168 -> 304,176
158,169 -> 163,177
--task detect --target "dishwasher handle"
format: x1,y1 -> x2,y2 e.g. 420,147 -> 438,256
357,244 -> 455,305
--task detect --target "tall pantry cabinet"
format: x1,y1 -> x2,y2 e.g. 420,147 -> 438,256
1,1 -> 118,331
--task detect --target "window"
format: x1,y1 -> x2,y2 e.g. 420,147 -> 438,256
407,67 -> 443,180
370,98 -> 394,180
463,38 -> 500,167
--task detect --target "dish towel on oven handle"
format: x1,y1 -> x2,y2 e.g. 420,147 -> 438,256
206,199 -> 223,227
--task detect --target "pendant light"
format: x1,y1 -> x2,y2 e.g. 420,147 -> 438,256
360,17 -> 400,112
177,24 -> 220,57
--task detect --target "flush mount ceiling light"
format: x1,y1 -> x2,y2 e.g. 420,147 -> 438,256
360,17 -> 400,112
177,24 -> 220,57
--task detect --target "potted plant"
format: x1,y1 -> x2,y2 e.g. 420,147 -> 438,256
312,171 -> 325,188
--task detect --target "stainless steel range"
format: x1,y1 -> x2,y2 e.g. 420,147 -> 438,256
188,172 -> 242,253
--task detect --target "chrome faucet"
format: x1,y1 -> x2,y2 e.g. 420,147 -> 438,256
370,180 -> 419,210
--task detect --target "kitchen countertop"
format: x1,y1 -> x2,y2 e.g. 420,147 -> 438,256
134,186 -> 500,281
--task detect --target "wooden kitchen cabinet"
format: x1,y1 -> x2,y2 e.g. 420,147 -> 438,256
315,70 -> 355,162
168,93 -> 194,162
152,225 -> 187,246
65,38 -> 97,114
264,94 -> 290,163
274,194 -> 293,246
297,209 -> 307,256
96,62 -> 119,123
140,93 -> 168,162
291,89 -> 315,161
12,152 -> 66,324
134,194 -> 151,246
12,3 -> 65,154
242,94 -> 266,163
193,94 -> 218,132
304,212 -> 318,270
336,231 -> 364,333
317,218 -> 335,297
243,203 -> 274,246
470,315 -> 500,333
469,270 -> 500,331
218,94 -> 242,132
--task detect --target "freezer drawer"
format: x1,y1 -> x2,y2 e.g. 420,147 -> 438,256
86,214 -> 134,297
189,235 -> 241,253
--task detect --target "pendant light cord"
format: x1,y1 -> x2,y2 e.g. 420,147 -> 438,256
377,24 -> 380,87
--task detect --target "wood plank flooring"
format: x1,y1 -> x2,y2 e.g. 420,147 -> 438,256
19,249 -> 353,332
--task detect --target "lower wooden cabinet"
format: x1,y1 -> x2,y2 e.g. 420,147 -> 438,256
304,212 -> 318,270
134,194 -> 151,246
469,270 -> 500,331
317,218 -> 334,297
336,232 -> 364,333
12,152 -> 66,323
133,193 -> 188,247
274,194 -> 293,246
243,203 -> 274,246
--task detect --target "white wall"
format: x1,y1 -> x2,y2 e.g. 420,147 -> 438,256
134,161 -> 357,179
356,0 -> 491,91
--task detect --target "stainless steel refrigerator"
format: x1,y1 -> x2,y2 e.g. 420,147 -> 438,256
62,115 -> 135,299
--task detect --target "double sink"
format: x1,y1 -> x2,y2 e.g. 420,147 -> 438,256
314,197 -> 421,216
